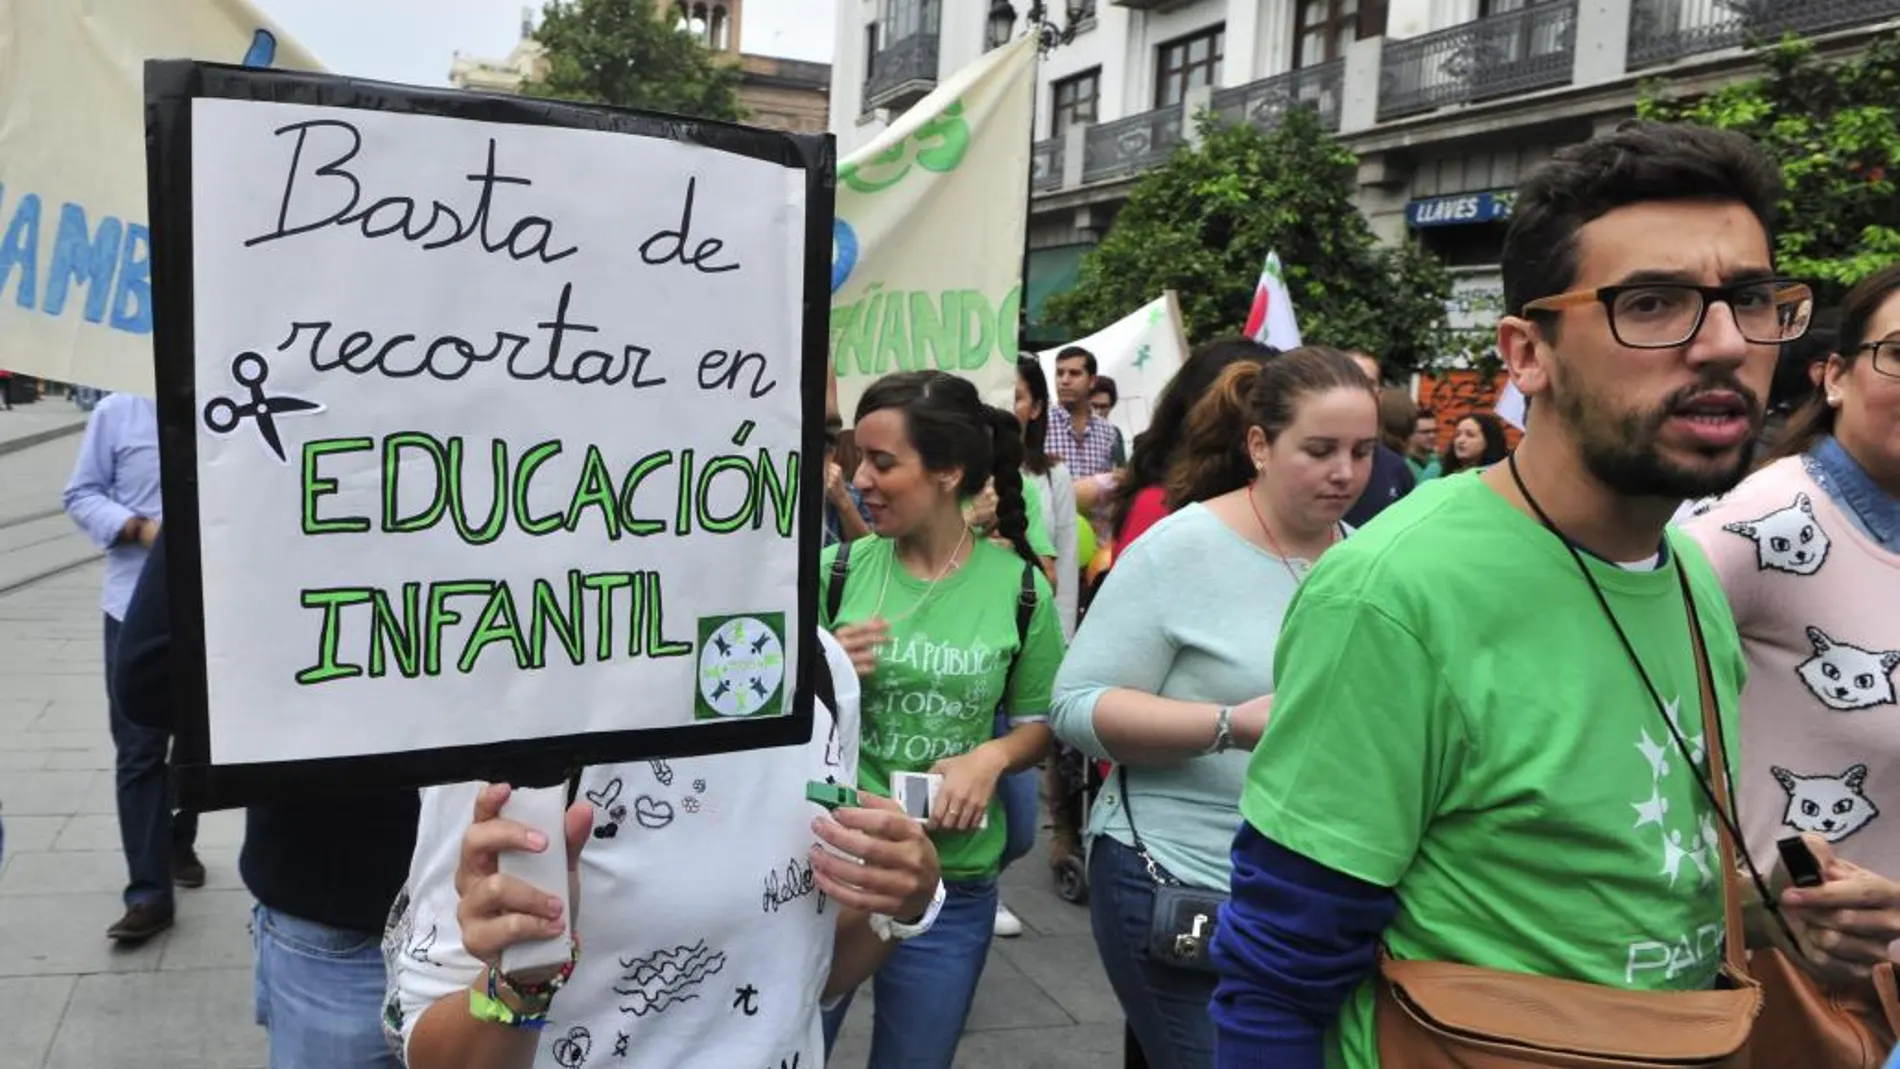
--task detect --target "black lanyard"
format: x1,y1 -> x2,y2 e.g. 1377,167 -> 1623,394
1505,452 -> 1792,947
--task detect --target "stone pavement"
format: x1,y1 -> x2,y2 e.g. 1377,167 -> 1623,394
0,431 -> 1126,1068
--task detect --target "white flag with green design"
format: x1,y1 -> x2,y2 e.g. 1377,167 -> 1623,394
828,34 -> 1038,417
1038,291 -> 1190,440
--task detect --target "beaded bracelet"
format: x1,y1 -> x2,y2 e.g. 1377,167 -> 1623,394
468,934 -> 581,1031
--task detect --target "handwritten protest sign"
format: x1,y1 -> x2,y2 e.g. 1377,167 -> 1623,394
144,63 -> 832,810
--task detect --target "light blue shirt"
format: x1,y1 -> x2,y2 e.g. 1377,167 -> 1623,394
1807,434 -> 1900,551
1050,502 -> 1313,891
62,393 -> 162,620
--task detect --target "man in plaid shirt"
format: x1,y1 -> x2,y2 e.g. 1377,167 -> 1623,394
1047,346 -> 1125,479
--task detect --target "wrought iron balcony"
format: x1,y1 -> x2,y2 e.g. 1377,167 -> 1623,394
1032,137 -> 1065,192
1081,106 -> 1185,184
1378,0 -> 1578,121
1211,59 -> 1345,135
865,31 -> 940,112
1629,0 -> 1900,70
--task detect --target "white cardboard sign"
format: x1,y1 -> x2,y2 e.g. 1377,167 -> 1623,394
146,64 -> 831,809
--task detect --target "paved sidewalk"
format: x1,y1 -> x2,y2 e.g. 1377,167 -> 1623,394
0,448 -> 1124,1068
0,399 -> 89,458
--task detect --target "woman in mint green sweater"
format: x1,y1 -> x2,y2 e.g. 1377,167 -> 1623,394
1049,348 -> 1377,1069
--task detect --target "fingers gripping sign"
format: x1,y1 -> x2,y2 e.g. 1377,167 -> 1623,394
457,783 -> 593,980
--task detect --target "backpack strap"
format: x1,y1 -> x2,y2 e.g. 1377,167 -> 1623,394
997,560 -> 1039,716
1014,560 -> 1036,650
813,633 -> 837,717
823,539 -> 853,629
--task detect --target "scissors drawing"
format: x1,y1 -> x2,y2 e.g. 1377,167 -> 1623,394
203,352 -> 323,462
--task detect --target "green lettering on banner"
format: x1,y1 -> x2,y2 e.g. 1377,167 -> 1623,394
838,100 -> 972,195
531,570 -> 587,669
908,291 -> 955,371
424,580 -> 494,676
876,290 -> 911,373
296,587 -> 373,685
459,582 -> 530,673
368,583 -> 424,678
383,432 -> 449,534
956,289 -> 994,371
616,450 -> 671,536
581,571 -> 635,660
831,284 -> 1022,382
564,445 -> 623,539
513,441 -> 564,535
445,437 -> 508,546
301,438 -> 374,535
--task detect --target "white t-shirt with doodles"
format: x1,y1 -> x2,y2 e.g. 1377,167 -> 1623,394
385,632 -> 860,1069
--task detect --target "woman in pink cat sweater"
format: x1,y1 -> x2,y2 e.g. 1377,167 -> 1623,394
1687,265 -> 1900,1053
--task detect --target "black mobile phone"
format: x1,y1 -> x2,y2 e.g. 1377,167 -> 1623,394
1777,835 -> 1825,888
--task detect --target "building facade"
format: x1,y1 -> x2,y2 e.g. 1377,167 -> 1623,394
827,0 -> 1900,345
450,0 -> 829,134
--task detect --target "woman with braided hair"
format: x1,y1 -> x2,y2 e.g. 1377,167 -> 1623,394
820,370 -> 1066,1068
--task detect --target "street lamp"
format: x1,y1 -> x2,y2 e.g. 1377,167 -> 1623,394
986,0 -> 1082,55
986,0 -> 1017,50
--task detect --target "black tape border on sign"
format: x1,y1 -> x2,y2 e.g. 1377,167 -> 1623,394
143,60 -> 835,811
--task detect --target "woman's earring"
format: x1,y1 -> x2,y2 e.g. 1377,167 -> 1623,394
1828,392 -> 1843,407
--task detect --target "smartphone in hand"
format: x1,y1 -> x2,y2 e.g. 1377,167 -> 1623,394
1777,835 -> 1825,889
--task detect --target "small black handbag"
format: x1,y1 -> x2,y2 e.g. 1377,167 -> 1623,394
1118,766 -> 1225,974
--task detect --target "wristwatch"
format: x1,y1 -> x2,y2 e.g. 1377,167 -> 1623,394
1205,706 -> 1235,755
870,880 -> 946,942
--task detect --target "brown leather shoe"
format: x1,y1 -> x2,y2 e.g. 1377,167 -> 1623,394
107,903 -> 175,943
172,848 -> 206,889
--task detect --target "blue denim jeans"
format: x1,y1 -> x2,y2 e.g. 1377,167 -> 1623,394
106,614 -> 196,910
1088,836 -> 1216,1069
253,904 -> 400,1069
822,877 -> 999,1069
995,711 -> 1038,872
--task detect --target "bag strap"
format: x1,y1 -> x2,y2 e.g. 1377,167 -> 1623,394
823,538 -> 853,629
813,629 -> 837,717
1679,573 -> 1749,977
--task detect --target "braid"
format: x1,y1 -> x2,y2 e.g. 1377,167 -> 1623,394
984,407 -> 1041,572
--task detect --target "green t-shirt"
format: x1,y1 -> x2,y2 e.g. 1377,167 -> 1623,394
1022,476 -> 1055,559
1240,473 -> 1747,1069
820,536 -> 1066,880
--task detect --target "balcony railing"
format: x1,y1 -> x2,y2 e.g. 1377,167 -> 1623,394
1378,0 -> 1577,120
1211,60 -> 1345,134
1629,0 -> 1900,69
1081,106 -> 1186,184
865,31 -> 940,110
1032,137 -> 1065,192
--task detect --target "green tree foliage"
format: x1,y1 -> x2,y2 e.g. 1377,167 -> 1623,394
1042,106 -> 1461,375
526,0 -> 745,122
1639,33 -> 1900,304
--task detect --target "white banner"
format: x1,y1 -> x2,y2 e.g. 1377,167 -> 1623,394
1039,292 -> 1190,441
0,0 -> 321,394
149,67 -> 828,807
828,34 -> 1037,417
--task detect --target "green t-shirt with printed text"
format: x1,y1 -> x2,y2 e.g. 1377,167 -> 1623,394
1240,473 -> 1748,1069
821,536 -> 1065,880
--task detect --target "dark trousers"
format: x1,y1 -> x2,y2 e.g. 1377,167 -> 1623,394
105,613 -> 196,910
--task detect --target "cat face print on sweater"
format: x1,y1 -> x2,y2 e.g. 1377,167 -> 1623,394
1797,626 -> 1900,711
1722,493 -> 1830,575
1771,764 -> 1880,842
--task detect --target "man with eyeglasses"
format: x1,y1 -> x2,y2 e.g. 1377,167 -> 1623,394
1210,121 -> 1854,1068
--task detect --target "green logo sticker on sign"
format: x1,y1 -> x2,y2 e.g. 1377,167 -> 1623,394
694,614 -> 787,720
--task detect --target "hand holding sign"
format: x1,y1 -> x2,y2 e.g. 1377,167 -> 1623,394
456,783 -> 593,979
